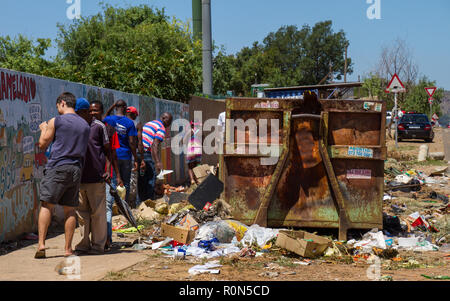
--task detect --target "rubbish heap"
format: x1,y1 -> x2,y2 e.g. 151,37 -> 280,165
109,162 -> 448,274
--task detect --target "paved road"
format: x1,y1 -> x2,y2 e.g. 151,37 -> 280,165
0,230 -> 148,281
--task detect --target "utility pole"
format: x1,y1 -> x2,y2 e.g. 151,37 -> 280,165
202,0 -> 213,95
344,42 -> 348,83
192,0 -> 202,41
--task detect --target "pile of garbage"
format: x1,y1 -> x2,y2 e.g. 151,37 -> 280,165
108,163 -> 448,273
385,166 -> 449,193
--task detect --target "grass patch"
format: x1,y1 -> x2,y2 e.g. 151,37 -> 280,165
104,271 -> 126,280
410,159 -> 447,166
274,256 -> 297,268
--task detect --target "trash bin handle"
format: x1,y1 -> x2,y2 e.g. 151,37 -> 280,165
291,113 -> 322,119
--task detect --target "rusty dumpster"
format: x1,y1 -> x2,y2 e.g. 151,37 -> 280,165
223,94 -> 386,240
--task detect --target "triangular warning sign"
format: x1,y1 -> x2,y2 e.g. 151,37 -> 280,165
385,73 -> 406,93
425,87 -> 437,98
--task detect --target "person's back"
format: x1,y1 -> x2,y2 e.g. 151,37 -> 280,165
103,115 -> 136,161
47,113 -> 90,169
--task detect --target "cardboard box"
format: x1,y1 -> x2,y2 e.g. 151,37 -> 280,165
177,214 -> 199,231
275,230 -> 331,258
161,223 -> 196,245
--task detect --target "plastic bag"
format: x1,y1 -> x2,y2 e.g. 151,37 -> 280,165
241,224 -> 279,248
195,220 -> 236,243
225,220 -> 248,241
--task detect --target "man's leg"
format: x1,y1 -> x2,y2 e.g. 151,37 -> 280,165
118,159 -> 132,207
75,185 -> 91,252
87,182 -> 107,253
37,201 -> 54,252
145,153 -> 156,200
63,206 -> 77,257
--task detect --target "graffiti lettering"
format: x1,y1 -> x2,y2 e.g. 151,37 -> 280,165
0,71 -> 36,103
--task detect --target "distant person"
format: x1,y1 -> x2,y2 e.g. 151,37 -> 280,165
35,92 -> 90,259
185,121 -> 202,186
138,113 -> 173,201
89,100 -> 123,251
126,106 -> 144,207
103,100 -> 138,208
74,98 -> 112,255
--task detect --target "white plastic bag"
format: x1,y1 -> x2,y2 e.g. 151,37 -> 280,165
241,224 -> 279,248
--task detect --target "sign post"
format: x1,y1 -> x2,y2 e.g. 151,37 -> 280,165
385,73 -> 406,149
425,87 -> 437,120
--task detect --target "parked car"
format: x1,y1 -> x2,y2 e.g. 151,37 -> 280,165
397,113 -> 434,142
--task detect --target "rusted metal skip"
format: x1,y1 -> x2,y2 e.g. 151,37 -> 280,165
253,111 -> 291,227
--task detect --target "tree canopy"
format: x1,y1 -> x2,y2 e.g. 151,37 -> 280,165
213,21 -> 352,96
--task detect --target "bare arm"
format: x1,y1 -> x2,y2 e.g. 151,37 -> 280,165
103,102 -> 117,119
39,118 -> 55,150
151,138 -> 162,174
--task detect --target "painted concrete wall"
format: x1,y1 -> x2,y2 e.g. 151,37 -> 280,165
0,68 -> 188,242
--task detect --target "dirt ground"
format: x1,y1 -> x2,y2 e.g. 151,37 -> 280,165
99,128 -> 449,282
1,129 -> 447,282
100,248 -> 449,281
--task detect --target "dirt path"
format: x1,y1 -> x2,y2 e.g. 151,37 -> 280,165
0,230 -> 148,281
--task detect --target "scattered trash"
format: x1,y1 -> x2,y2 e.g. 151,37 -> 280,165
132,243 -> 151,250
242,224 -> 279,248
188,174 -> 224,211
429,191 -> 449,204
239,247 -> 256,258
161,223 -> 196,244
198,238 -> 220,252
152,237 -> 173,250
195,220 -> 236,243
275,230 -> 331,258
258,271 -> 279,278
348,229 -> 387,252
188,261 -> 222,275
114,225 -> 144,233
293,260 -> 312,266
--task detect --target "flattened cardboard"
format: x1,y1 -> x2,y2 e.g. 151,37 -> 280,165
161,223 -> 196,244
276,230 -> 331,258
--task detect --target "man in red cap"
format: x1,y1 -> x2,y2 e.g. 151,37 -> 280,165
127,106 -> 144,207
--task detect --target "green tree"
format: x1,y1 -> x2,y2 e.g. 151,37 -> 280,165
403,76 -> 443,118
0,35 -> 54,75
215,21 -> 352,96
56,4 -> 202,102
361,73 -> 386,100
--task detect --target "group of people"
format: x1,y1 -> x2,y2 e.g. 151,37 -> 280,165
35,92 -> 172,258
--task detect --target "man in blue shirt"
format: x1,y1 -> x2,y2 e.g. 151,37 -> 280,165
103,100 -> 138,209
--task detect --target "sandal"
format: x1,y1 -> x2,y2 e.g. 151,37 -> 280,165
34,249 -> 46,259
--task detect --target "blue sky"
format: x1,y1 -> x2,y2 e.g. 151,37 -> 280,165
0,0 -> 449,89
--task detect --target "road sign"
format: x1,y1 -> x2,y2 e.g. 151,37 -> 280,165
425,87 -> 437,98
428,97 -> 434,105
385,73 -> 406,93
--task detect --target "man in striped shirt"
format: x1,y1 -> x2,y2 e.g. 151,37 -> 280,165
138,112 -> 173,201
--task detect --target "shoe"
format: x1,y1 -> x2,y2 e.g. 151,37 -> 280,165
87,249 -> 104,255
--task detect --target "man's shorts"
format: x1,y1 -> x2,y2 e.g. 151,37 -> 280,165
39,164 -> 81,207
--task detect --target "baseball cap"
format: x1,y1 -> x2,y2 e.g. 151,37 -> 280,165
127,106 -> 139,116
75,98 -> 90,112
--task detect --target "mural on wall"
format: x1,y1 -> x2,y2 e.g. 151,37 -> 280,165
0,68 -> 188,242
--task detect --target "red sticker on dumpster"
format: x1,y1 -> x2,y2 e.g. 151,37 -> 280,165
346,169 -> 371,179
